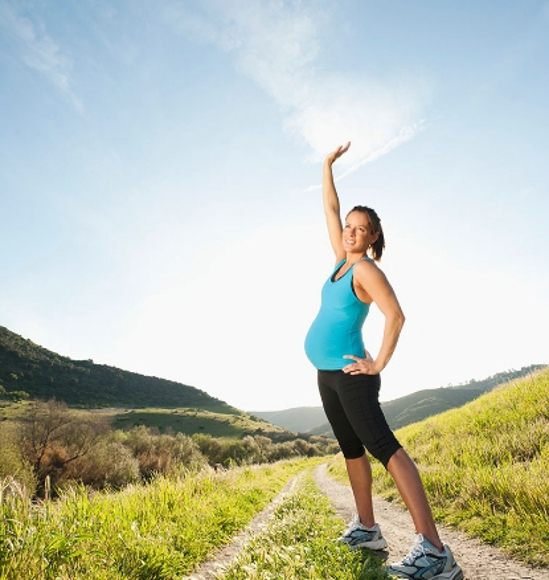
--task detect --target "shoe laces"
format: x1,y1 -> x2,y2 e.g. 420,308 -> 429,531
344,513 -> 361,533
402,535 -> 427,565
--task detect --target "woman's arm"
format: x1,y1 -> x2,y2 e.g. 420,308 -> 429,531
343,261 -> 405,375
323,142 -> 350,262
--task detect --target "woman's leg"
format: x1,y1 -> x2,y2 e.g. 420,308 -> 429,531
321,371 -> 445,553
345,454 -> 375,527
386,448 -> 443,551
327,371 -> 441,545
317,371 -> 377,527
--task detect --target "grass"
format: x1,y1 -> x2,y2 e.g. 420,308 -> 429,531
0,457 -> 395,579
111,407 -> 288,438
0,400 -> 29,421
221,470 -> 391,580
0,459 -> 312,580
328,368 -> 549,567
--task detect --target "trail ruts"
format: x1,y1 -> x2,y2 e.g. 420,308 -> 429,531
183,474 -> 301,580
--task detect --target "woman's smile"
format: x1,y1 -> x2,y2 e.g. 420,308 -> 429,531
342,211 -> 375,252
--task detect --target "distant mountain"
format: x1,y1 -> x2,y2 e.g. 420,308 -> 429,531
0,326 -> 234,411
249,406 -> 328,434
253,365 -> 547,436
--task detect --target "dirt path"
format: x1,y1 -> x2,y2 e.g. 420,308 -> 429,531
313,463 -> 549,580
183,474 -> 301,580
184,464 -> 548,579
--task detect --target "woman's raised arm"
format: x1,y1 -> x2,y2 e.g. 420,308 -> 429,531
323,142 -> 350,262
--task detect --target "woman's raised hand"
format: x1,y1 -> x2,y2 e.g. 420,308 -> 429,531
326,141 -> 351,166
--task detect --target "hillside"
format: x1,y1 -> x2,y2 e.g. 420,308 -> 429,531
380,365 -> 547,429
0,326 -> 234,412
106,406 -> 311,441
254,365 -> 547,436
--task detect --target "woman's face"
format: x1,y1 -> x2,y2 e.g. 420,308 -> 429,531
343,210 -> 379,253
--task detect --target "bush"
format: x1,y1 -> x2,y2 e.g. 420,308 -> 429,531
19,400 -> 109,496
7,390 -> 29,402
121,426 -> 206,478
0,423 -> 36,495
192,434 -> 256,467
192,433 -> 337,467
62,439 -> 140,489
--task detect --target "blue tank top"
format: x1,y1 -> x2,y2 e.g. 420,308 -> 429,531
304,258 -> 371,370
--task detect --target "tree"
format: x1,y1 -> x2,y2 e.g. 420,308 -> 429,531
20,400 -> 109,495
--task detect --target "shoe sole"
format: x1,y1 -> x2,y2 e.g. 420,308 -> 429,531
351,538 -> 388,551
441,568 -> 463,580
388,566 -> 463,580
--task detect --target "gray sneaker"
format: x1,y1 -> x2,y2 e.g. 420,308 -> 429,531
388,534 -> 463,580
338,515 -> 388,550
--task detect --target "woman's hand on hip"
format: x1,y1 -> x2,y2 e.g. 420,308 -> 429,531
342,353 -> 382,375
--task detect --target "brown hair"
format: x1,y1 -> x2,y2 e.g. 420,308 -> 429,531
347,205 -> 385,261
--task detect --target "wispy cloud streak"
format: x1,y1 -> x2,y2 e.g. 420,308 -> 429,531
167,0 -> 427,173
0,2 -> 83,112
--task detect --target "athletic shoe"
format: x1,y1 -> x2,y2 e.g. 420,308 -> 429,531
338,514 -> 388,550
387,534 -> 463,580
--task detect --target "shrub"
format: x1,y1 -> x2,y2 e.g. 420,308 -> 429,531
0,423 -> 36,495
19,400 -> 109,494
122,426 -> 206,478
62,439 -> 140,489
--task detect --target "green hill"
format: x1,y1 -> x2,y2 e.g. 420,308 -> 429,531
380,365 -> 547,429
255,365 -> 547,436
105,406 -> 302,441
0,325 -> 233,412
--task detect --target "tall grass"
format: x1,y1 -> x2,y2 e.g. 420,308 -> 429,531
328,368 -> 549,567
0,459 -> 310,580
222,471 -> 390,580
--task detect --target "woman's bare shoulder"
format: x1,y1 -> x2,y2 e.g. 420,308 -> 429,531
354,258 -> 381,273
353,258 -> 388,284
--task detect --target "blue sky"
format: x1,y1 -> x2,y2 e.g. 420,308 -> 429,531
1,0 -> 548,411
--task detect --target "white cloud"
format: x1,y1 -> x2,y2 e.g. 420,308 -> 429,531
0,2 -> 83,112
286,78 -> 426,171
167,0 -> 428,172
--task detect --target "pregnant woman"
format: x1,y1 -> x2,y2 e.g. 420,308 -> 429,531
304,142 -> 462,580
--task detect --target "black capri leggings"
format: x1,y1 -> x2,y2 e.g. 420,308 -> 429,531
318,370 -> 402,468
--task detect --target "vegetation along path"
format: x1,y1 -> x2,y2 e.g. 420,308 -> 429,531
187,463 -> 548,580
184,474 -> 303,580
